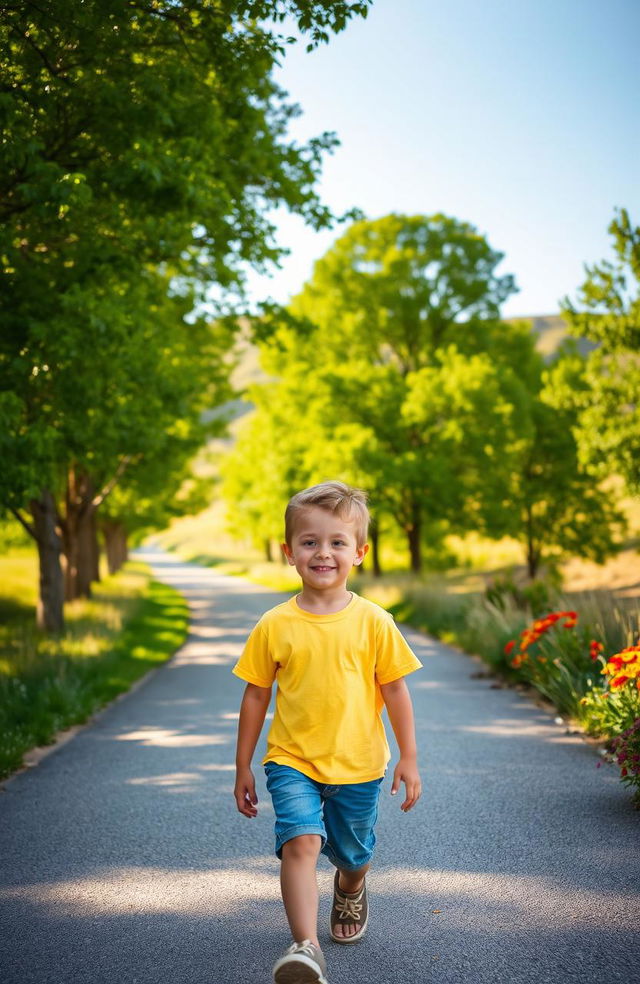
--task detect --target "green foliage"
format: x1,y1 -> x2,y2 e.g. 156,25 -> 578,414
0,565 -> 188,779
226,212 -> 623,576
498,390 -> 626,576
284,212 -> 517,367
580,687 -> 640,741
226,214 -> 526,563
556,208 -> 640,493
484,570 -> 562,615
0,0 -> 369,524
0,518 -> 32,553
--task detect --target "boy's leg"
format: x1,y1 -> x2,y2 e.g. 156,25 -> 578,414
337,862 -> 369,894
281,833 -> 323,947
321,778 -> 382,943
333,862 -> 370,939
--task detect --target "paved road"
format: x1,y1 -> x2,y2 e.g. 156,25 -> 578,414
1,547 -> 639,984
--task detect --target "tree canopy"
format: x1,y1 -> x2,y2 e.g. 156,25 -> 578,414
224,213 -> 625,576
0,0 -> 372,628
551,208 -> 640,493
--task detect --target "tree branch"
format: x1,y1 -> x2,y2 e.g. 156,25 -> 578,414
10,506 -> 37,541
92,455 -> 133,509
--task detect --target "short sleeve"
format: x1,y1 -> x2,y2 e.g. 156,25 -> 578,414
375,613 -> 422,685
232,621 -> 276,688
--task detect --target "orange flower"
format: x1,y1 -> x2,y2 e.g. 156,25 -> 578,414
610,674 -> 630,689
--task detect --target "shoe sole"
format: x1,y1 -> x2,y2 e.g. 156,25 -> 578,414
273,954 -> 328,984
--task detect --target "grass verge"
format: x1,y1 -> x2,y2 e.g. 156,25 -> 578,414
0,561 -> 189,780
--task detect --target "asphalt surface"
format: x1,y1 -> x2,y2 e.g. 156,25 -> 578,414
1,546 -> 639,984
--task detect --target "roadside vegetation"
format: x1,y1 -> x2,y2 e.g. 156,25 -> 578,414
0,542 -> 188,780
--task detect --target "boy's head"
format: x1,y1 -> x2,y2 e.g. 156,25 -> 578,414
284,481 -> 370,548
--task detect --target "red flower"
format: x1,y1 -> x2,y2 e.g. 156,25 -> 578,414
610,674 -> 630,689
504,640 -> 515,655
589,640 -> 604,661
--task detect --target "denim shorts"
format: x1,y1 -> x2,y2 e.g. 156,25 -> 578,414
264,762 -> 383,871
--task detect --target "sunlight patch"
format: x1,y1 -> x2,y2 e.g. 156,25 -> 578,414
115,728 -> 228,747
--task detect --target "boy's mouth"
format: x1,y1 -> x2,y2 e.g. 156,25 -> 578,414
311,566 -> 336,572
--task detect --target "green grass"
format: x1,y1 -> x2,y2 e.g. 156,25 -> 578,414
0,559 -> 189,779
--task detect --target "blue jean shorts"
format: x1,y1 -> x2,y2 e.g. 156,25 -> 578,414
264,762 -> 383,871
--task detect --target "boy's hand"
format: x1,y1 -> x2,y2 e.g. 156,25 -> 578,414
234,766 -> 258,818
390,756 -> 421,812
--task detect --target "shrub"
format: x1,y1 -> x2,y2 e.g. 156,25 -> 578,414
608,719 -> 640,808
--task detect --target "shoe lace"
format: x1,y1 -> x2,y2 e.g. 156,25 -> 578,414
288,940 -> 318,958
334,887 -> 363,922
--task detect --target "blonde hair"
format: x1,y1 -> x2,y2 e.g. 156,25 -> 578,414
285,481 -> 370,547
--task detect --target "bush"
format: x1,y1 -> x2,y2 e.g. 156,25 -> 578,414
484,569 -> 562,615
608,719 -> 640,808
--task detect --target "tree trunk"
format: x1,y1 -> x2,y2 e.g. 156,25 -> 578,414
103,520 -> 127,575
264,539 -> 273,563
525,505 -> 539,579
370,519 -> 382,578
64,468 -> 98,600
527,543 -> 540,579
120,525 -> 129,567
89,506 -> 100,583
406,500 -> 422,574
30,490 -> 65,633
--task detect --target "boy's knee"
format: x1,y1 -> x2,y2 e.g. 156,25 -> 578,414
282,834 -> 322,860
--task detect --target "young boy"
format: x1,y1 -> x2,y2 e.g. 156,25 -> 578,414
232,481 -> 422,984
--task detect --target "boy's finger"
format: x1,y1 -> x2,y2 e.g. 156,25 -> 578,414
235,787 -> 258,817
242,794 -> 258,817
390,772 -> 401,795
401,783 -> 421,811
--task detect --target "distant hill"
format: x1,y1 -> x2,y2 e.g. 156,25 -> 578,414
506,313 -> 594,360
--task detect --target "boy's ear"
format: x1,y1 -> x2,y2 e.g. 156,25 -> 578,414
281,542 -> 296,566
353,543 -> 370,565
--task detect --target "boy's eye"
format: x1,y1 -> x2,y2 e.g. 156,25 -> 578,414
302,540 -> 316,546
332,540 -> 345,546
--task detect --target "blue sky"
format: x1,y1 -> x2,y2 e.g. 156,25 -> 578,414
241,0 -> 639,318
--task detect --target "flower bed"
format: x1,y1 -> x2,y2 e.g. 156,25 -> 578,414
504,614 -> 640,806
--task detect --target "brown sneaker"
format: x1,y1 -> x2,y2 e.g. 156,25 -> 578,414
273,939 -> 328,984
329,870 -> 368,944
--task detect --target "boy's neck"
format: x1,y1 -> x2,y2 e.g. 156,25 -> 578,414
296,584 -> 354,614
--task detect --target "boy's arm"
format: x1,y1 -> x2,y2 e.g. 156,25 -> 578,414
380,677 -> 421,812
234,682 -> 272,818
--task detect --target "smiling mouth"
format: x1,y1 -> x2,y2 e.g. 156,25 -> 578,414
311,566 -> 336,572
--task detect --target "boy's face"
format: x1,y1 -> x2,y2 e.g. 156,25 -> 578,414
282,506 -> 368,591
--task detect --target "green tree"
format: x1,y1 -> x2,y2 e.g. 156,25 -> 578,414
232,216 -> 624,577
501,389 -> 624,578
554,208 -> 640,492
287,212 -> 517,368
253,214 -> 521,570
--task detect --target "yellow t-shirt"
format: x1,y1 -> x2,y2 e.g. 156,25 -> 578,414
232,592 -> 422,784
